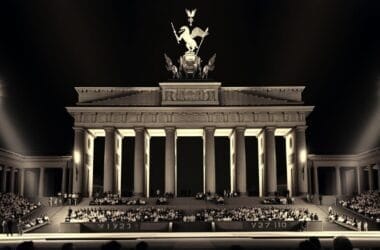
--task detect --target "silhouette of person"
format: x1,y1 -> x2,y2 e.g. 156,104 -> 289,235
333,236 -> 353,250
136,241 -> 149,250
6,219 -> 13,236
101,241 -> 121,250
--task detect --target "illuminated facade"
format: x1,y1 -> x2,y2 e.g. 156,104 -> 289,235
66,82 -> 314,197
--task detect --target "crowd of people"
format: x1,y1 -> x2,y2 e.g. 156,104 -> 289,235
65,206 -> 319,223
328,206 -> 368,231
66,207 -> 184,223
0,192 -> 47,235
0,192 -> 40,222
338,191 -> 380,222
195,207 -> 319,222
89,193 -> 148,206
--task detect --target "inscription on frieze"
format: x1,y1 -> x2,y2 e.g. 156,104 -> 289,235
160,82 -> 220,106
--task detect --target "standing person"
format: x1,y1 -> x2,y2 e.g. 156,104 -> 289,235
318,195 -> 322,205
357,220 -> 362,231
7,219 -> 13,236
2,220 -> 7,234
17,219 -> 23,236
363,221 -> 368,231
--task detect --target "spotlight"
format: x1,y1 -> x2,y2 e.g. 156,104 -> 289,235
300,149 -> 307,163
74,150 -> 81,164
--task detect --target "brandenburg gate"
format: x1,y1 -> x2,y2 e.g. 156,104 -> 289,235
66,82 -> 314,197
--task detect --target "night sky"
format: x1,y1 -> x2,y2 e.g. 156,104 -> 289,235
0,0 -> 379,156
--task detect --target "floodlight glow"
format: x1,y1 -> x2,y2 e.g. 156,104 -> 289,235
74,150 -> 81,164
300,149 -> 307,163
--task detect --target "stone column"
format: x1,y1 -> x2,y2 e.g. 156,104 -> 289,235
68,166 -> 73,194
235,127 -> 246,195
103,127 -> 116,193
205,127 -> 216,194
61,167 -> 67,194
368,165 -> 374,191
264,127 -> 277,195
165,127 -> 176,194
356,166 -> 363,194
134,127 -> 145,196
10,167 -> 15,193
295,126 -> 308,195
1,166 -> 7,192
313,166 -> 319,195
73,127 -> 85,194
19,168 -> 25,196
38,167 -> 45,197
335,166 -> 342,196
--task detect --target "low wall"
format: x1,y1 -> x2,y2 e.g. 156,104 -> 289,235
60,221 -> 316,233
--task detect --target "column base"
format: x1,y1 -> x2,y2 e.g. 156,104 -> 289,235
133,192 -> 145,197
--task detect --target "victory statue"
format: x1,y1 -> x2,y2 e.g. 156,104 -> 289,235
164,9 -> 216,79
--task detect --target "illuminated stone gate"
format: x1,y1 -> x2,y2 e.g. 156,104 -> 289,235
66,82 -> 314,197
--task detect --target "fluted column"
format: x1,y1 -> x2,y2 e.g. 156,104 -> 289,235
165,127 -> 176,194
134,127 -> 145,196
235,127 -> 246,195
10,167 -> 15,193
61,167 -> 67,193
264,127 -> 277,195
103,127 -> 116,193
335,166 -> 341,196
368,165 -> 374,191
19,168 -> 25,196
205,127 -> 216,194
356,166 -> 363,194
38,167 -> 45,197
1,166 -> 7,192
73,127 -> 85,194
295,126 -> 308,195
313,166 -> 319,195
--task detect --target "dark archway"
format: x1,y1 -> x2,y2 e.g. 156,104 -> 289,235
246,136 -> 259,196
215,137 -> 230,195
93,137 -> 105,195
121,137 -> 134,196
275,136 -> 287,196
149,137 -> 165,196
177,137 -> 203,197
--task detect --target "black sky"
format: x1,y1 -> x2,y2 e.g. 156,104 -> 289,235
0,0 -> 379,156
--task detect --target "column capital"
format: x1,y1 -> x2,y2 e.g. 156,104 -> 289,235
104,126 -> 116,132
73,127 -> 85,132
134,127 -> 145,132
204,126 -> 216,132
235,126 -> 246,132
264,126 -> 276,132
295,125 -> 308,132
164,127 -> 176,132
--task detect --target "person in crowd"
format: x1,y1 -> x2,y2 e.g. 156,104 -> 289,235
333,236 -> 353,250
363,221 -> 368,231
17,218 -> 23,235
6,218 -> 13,236
2,219 -> 7,234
